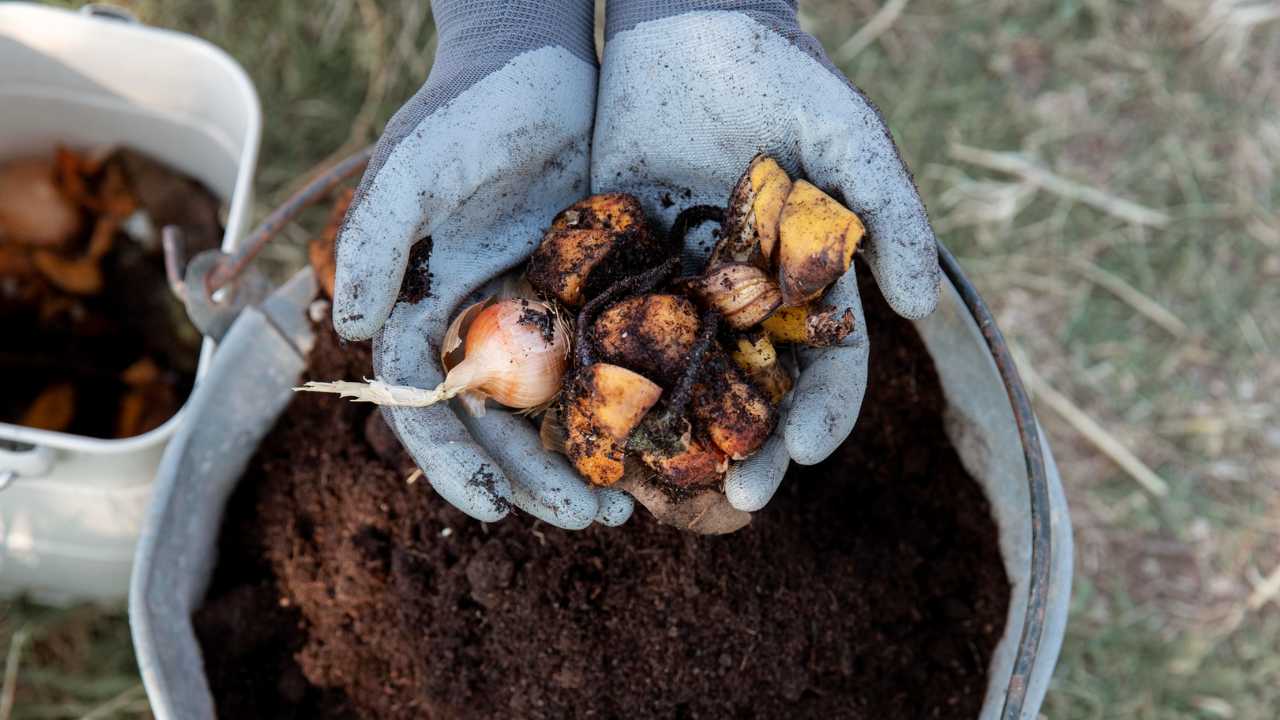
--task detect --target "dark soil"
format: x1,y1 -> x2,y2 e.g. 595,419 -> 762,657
195,273 -> 1011,720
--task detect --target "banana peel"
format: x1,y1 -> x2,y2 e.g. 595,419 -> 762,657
528,193 -> 664,308
762,303 -> 856,347
562,362 -> 663,486
714,154 -> 791,268
777,180 -> 865,307
731,333 -> 793,404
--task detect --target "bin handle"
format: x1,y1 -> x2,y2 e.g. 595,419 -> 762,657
0,443 -> 56,491
79,4 -> 140,24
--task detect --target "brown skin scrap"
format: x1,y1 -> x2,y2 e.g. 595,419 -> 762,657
308,188 -> 354,299
562,363 -> 663,487
617,466 -> 751,535
591,293 -> 700,386
762,304 -> 856,347
714,154 -> 792,269
635,424 -> 728,488
528,193 -> 666,309
692,350 -> 776,460
550,192 -> 646,234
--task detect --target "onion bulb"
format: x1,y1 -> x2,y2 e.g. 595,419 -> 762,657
298,298 -> 569,416
0,158 -> 82,247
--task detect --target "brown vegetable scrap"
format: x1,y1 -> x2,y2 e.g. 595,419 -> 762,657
1,146 -> 218,438
20,383 -> 76,432
116,357 -> 179,438
525,154 -> 866,533
526,193 -> 667,308
309,188 -> 354,299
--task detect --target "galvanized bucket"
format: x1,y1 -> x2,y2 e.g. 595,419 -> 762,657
129,201 -> 1072,719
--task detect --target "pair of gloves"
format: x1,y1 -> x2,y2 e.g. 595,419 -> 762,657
333,0 -> 941,529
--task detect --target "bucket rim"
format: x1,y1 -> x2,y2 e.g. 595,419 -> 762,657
937,242 -> 1051,720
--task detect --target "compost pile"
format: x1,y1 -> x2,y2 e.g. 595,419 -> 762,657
195,270 -> 1011,720
304,156 -> 870,532
0,148 -> 221,437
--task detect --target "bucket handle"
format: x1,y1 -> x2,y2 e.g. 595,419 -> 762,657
79,4 -> 140,24
0,443 -> 56,491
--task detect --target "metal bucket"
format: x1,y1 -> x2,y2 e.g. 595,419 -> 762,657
129,242 -> 1072,720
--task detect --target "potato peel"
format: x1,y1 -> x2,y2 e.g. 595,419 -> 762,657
592,293 -> 700,385
529,194 -> 665,308
562,363 -> 663,486
691,351 -> 775,460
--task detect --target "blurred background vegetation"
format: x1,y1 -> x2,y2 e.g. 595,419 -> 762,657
3,0 -> 1279,718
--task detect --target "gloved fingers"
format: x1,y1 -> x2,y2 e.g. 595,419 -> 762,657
461,408 -> 600,530
374,298 -> 513,522
803,92 -> 941,321
331,104 -> 436,342
390,415 -> 514,522
593,489 -> 635,527
333,53 -> 595,342
783,264 -> 870,465
725,433 -> 792,512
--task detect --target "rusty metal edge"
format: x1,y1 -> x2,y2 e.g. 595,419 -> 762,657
937,241 -> 1052,720
203,144 -> 374,295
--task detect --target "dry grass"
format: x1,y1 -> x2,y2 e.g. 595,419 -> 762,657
3,0 -> 1279,718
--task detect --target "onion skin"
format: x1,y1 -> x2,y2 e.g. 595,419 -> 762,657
297,298 -> 570,416
0,158 -> 82,248
452,299 -> 569,411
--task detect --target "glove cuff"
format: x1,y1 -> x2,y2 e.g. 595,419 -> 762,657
433,0 -> 598,67
605,0 -> 798,40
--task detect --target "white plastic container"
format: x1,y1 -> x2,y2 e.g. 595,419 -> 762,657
0,3 -> 260,605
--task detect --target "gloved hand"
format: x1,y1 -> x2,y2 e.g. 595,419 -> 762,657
333,0 -> 634,529
594,0 -> 942,510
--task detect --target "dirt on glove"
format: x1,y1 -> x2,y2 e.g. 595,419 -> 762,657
194,269 -> 1011,720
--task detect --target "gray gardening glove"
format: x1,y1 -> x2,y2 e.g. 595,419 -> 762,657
333,0 -> 633,529
595,0 -> 941,511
